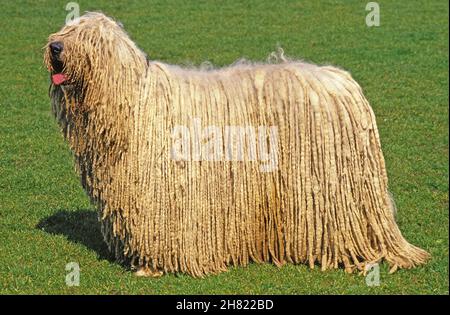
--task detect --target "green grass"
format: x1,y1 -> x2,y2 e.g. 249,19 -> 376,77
0,0 -> 448,294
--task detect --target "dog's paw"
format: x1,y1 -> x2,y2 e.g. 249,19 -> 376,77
135,267 -> 163,278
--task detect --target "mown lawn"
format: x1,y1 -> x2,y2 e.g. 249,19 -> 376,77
0,0 -> 448,294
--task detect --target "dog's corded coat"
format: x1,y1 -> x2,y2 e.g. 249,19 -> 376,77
44,12 -> 429,277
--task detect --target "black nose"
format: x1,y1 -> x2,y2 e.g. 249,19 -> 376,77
50,42 -> 63,56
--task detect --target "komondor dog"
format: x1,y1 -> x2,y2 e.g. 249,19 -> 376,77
44,12 -> 429,277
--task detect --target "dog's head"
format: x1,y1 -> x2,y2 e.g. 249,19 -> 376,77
44,12 -> 147,87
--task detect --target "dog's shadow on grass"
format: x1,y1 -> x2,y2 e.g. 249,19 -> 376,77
37,209 -> 116,264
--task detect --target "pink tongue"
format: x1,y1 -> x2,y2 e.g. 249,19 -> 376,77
52,73 -> 67,85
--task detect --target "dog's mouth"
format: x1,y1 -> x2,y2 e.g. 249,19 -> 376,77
51,58 -> 68,86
